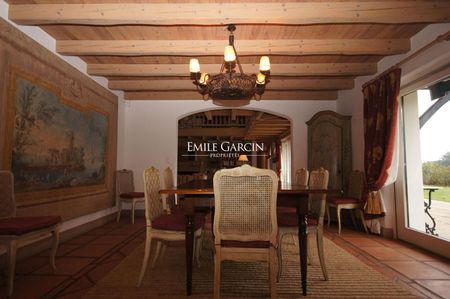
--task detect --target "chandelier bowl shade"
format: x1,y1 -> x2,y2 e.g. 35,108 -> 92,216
208,73 -> 256,101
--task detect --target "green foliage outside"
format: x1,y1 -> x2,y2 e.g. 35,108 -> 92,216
422,152 -> 450,202
423,187 -> 450,203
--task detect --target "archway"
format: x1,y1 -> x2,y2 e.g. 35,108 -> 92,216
177,109 -> 292,183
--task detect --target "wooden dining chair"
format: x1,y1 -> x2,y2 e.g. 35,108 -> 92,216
326,170 -> 368,234
115,169 -> 145,224
295,168 -> 309,186
137,166 -> 204,287
213,164 -> 279,299
277,167 -> 329,281
0,171 -> 61,298
162,167 -> 177,212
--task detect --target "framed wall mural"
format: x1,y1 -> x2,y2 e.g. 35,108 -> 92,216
4,68 -> 110,201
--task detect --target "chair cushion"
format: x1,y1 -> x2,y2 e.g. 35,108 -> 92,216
170,205 -> 210,215
119,192 -> 145,199
0,216 -> 61,236
221,240 -> 270,248
152,213 -> 205,231
327,196 -> 358,205
277,212 -> 318,227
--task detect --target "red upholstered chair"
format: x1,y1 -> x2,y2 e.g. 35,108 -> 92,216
115,169 -> 145,224
213,165 -> 279,299
326,170 -> 368,235
0,171 -> 61,298
277,168 -> 329,282
137,166 -> 204,287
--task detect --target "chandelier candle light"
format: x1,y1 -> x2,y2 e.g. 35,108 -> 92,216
189,24 -> 271,105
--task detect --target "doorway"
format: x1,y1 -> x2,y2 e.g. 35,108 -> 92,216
177,109 -> 291,183
396,78 -> 450,258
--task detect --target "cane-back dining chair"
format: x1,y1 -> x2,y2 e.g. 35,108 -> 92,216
0,171 -> 61,298
162,167 -> 177,213
295,168 -> 309,186
116,169 -> 145,224
213,164 -> 279,299
137,166 -> 204,287
277,167 -> 329,281
326,170 -> 368,234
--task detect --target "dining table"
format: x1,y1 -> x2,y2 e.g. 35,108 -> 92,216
160,179 -> 329,296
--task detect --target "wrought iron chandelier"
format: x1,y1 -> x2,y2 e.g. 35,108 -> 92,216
189,24 -> 271,104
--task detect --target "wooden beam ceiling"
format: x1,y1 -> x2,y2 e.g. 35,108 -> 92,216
124,91 -> 338,101
6,1 -> 445,102
9,2 -> 450,25
87,63 -> 377,77
108,78 -> 353,91
56,39 -> 410,56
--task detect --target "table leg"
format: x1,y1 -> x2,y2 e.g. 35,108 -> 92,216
298,211 -> 308,296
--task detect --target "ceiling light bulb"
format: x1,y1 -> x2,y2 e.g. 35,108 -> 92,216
199,73 -> 209,85
256,73 -> 266,85
259,56 -> 270,72
224,46 -> 236,62
189,58 -> 200,73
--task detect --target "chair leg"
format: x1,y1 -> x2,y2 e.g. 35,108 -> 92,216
213,245 -> 221,299
131,200 -> 137,224
360,210 -> 369,233
6,240 -> 17,298
195,232 -> 203,268
337,206 -> 342,235
307,233 -> 313,265
269,246 -> 278,299
276,234 -> 284,282
50,226 -> 60,270
316,229 -> 328,281
137,229 -> 152,287
116,200 -> 122,223
151,241 -> 162,268
326,204 -> 331,227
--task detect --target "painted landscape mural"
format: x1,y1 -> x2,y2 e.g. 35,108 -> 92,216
11,75 -> 108,192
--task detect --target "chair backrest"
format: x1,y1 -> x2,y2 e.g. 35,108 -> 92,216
143,166 -> 164,226
116,169 -> 135,196
0,171 -> 16,219
308,168 -> 329,227
163,167 -> 176,209
213,164 -> 279,245
295,168 -> 309,186
347,170 -> 365,201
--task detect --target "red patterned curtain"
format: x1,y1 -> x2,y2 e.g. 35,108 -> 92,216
363,68 -> 401,218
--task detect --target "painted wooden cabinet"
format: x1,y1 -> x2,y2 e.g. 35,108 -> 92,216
306,110 -> 352,191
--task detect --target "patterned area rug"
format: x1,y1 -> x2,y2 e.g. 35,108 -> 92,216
82,233 -> 417,298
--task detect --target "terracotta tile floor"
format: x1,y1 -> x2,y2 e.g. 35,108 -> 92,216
0,216 -> 449,299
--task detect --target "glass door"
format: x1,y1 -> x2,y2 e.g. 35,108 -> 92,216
396,83 -> 450,258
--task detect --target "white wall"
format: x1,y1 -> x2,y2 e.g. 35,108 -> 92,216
122,100 -> 336,193
336,23 -> 450,232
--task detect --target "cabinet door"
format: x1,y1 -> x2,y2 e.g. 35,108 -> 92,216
307,111 -> 352,191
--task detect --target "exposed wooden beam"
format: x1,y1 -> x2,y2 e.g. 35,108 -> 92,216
231,110 -> 237,122
108,78 -> 353,91
88,63 -> 377,77
204,111 -> 212,121
57,39 -> 409,56
179,128 -> 246,137
10,2 -> 450,25
255,112 -> 265,120
124,90 -> 337,101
